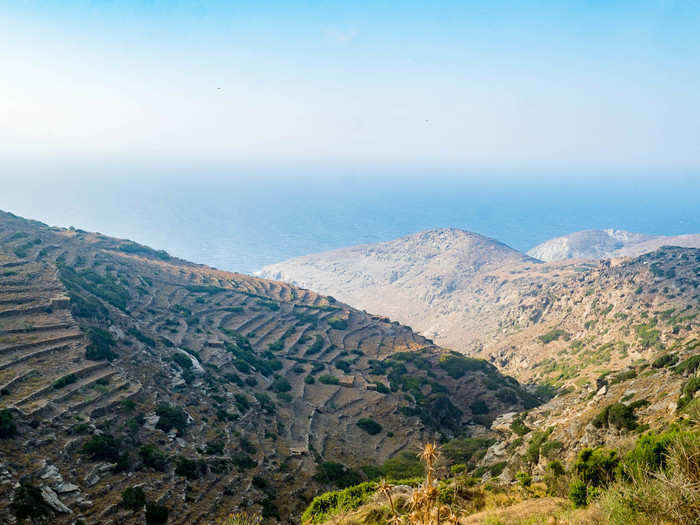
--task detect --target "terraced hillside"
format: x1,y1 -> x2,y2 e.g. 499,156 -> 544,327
0,211 -> 534,524
477,247 -> 700,388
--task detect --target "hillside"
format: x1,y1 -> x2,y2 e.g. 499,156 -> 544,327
527,229 -> 700,262
296,247 -> 700,525
260,229 -> 560,354
0,212 -> 535,524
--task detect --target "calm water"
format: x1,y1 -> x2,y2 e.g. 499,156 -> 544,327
2,174 -> 698,274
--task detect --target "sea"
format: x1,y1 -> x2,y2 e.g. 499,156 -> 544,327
2,173 -> 698,274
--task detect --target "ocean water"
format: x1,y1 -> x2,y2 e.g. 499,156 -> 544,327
1,174 -> 698,274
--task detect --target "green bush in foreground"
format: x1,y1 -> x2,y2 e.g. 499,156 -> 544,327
301,482 -> 376,524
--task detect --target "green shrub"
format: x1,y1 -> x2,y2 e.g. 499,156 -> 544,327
327,317 -> 348,330
319,374 -> 339,385
139,444 -> 168,471
304,374 -> 315,384
85,327 -> 118,361
175,457 -> 207,479
382,451 -> 424,480
490,461 -> 507,477
592,402 -> 638,431
469,399 -> 489,415
145,502 -> 169,524
172,352 -> 193,369
313,462 -> 363,488
678,376 -> 700,411
568,479 -> 589,507
155,403 -> 188,435
9,482 -> 52,521
610,369 -> 637,385
675,354 -> 700,375
270,376 -> 292,393
510,417 -> 531,436
652,353 -> 679,369
438,354 -> 492,378
255,393 -> 275,414
301,482 -> 376,524
0,409 -> 18,438
516,471 -> 532,487
82,434 -> 121,462
373,381 -> 390,393
356,418 -> 382,435
231,451 -> 257,470
539,329 -> 570,344
572,447 -> 619,487
52,374 -> 77,389
121,486 -> 146,510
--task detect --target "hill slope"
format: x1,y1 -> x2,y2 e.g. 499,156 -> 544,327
260,229 -> 555,353
528,229 -> 700,262
0,212 -> 533,524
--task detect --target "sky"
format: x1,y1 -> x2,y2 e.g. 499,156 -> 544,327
1,1 -> 700,177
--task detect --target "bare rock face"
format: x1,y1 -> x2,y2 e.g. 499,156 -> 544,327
527,229 -> 700,262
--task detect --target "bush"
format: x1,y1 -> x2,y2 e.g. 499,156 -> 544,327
592,403 -> 638,431
145,502 -> 169,524
438,354 -> 492,378
139,444 -> 168,471
318,374 -> 339,385
85,327 -> 118,361
172,353 -> 193,370
569,479 -> 589,507
82,434 -> 121,462
231,452 -> 257,470
155,403 -> 188,435
510,417 -> 531,436
675,354 -> 700,375
52,374 -> 77,389
304,375 -> 315,384
382,451 -> 424,480
652,353 -> 678,369
269,376 -> 291,393
175,457 -> 206,479
0,409 -> 18,438
301,482 -> 376,524
539,329 -> 570,344
10,482 -> 52,521
313,462 -> 363,488
601,429 -> 700,524
121,486 -> 146,510
678,376 -> 700,411
516,471 -> 532,487
573,447 -> 619,487
356,418 -> 382,435
327,317 -> 348,330
469,399 -> 489,415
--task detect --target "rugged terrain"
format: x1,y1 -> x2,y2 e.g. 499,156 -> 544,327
260,229 -> 700,364
259,229 -> 565,354
527,229 -> 700,262
0,212 -> 535,524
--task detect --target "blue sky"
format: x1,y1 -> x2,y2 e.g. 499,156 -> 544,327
2,1 -> 700,177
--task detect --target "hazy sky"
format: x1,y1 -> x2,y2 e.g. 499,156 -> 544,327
2,1 -> 700,176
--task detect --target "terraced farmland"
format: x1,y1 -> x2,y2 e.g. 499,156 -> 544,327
0,211 -> 531,524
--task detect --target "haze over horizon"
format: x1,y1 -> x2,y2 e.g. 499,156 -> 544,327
2,0 -> 700,176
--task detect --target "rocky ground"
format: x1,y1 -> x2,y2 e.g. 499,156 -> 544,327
0,212 -> 533,524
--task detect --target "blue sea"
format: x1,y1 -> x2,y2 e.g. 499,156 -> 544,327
2,173 -> 698,274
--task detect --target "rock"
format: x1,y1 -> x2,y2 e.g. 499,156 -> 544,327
40,485 -> 72,514
491,412 -> 518,433
56,482 -> 80,494
144,414 -> 160,431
